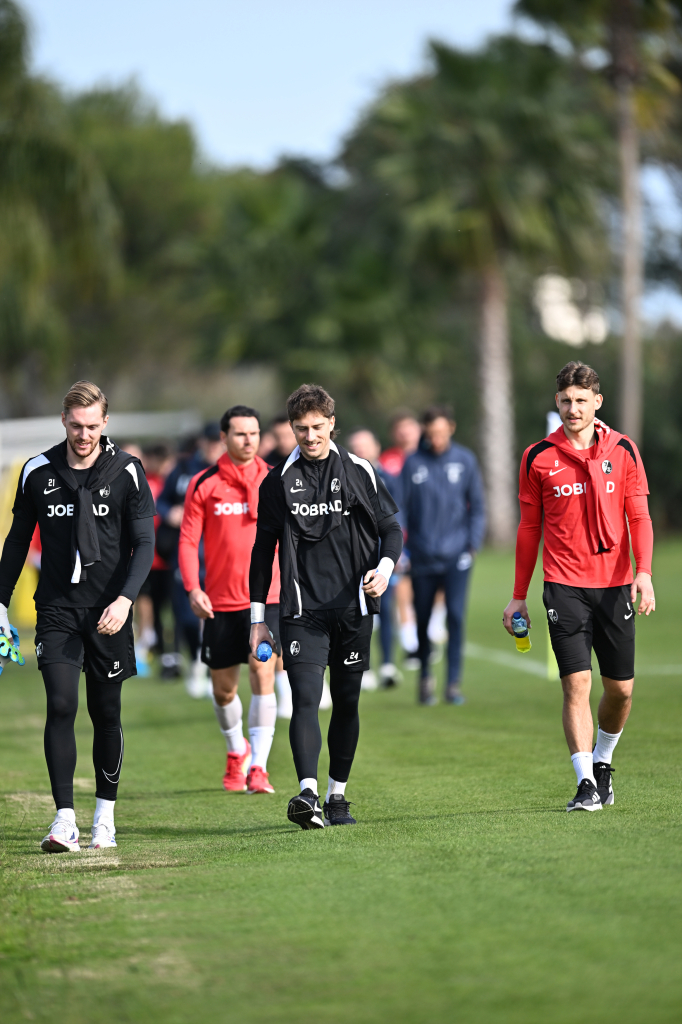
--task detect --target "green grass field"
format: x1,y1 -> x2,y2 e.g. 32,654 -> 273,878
1,544 -> 681,1024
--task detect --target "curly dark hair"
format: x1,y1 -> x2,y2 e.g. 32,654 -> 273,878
287,384 -> 334,421
556,361 -> 600,395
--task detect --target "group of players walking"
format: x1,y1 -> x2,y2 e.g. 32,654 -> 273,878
0,359 -> 655,848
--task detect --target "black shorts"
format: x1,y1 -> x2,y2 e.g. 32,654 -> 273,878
280,605 -> 373,672
35,605 -> 136,683
543,582 -> 635,681
202,604 -> 281,670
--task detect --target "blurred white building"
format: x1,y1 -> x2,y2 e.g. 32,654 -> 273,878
534,275 -> 608,347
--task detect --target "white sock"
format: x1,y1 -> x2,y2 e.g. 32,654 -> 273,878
248,693 -> 277,769
56,807 -> 76,824
212,693 -> 246,755
136,627 -> 156,655
93,797 -> 116,826
571,752 -> 596,785
275,670 -> 292,713
300,777 -> 317,794
593,727 -> 622,765
326,777 -> 347,801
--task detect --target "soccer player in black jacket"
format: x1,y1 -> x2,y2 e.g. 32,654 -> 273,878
250,384 -> 403,828
0,382 -> 155,852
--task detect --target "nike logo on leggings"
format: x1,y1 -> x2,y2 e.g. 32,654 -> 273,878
102,729 -> 124,783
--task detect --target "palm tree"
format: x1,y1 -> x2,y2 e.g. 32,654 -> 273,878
515,0 -> 682,445
343,37 -> 612,545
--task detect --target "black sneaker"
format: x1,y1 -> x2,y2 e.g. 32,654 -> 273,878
567,778 -> 602,812
323,794 -> 357,826
593,762 -> 615,806
287,789 -> 325,830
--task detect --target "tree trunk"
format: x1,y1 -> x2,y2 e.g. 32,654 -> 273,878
616,78 -> 643,444
611,1 -> 643,444
479,263 -> 516,547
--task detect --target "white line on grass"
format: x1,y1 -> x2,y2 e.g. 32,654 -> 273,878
464,643 -> 547,677
464,643 -> 682,679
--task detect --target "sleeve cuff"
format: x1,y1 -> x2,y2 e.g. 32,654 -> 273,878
377,557 -> 395,582
251,602 -> 266,623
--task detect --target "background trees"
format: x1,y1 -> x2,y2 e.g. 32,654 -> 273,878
341,37 -> 612,544
2,0 -> 682,533
516,0 -> 682,446
0,0 -> 119,413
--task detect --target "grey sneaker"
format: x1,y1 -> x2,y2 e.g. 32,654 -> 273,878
445,683 -> 465,705
567,778 -> 602,812
418,675 -> 437,706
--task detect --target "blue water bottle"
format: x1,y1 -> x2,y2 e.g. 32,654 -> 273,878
256,641 -> 273,663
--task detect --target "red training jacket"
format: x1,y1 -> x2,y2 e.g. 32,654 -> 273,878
514,421 -> 652,598
178,453 -> 280,611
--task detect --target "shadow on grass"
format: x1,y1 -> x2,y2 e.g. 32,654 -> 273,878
3,805 -> 570,863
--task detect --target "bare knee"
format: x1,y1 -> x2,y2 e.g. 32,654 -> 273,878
561,670 -> 592,705
211,667 -> 240,706
602,677 -> 633,705
248,656 -> 275,696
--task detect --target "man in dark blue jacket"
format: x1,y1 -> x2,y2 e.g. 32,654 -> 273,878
401,406 -> 486,705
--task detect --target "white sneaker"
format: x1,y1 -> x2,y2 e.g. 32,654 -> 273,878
41,818 -> 80,853
186,654 -> 210,699
400,621 -> 419,654
428,603 -> 448,644
89,820 -> 117,849
361,670 -> 378,691
379,663 -> 403,687
319,679 -> 333,710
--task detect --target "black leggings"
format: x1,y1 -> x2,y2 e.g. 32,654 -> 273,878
42,663 -> 124,810
288,664 -> 363,784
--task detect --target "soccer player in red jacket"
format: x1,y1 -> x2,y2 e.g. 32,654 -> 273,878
179,405 -> 281,795
503,361 -> 655,812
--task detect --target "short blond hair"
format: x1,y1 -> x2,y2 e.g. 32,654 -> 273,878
63,380 -> 108,417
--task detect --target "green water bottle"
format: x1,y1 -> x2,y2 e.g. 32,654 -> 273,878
512,612 -> 532,654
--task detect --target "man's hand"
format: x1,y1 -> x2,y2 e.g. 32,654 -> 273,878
189,588 -> 214,620
97,596 -> 132,635
362,570 -> 388,599
166,505 -> 184,528
250,621 -> 272,657
632,572 -> 655,616
502,598 -> 531,636
0,603 -> 11,639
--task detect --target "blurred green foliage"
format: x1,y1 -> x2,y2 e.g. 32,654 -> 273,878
1,1 -> 682,527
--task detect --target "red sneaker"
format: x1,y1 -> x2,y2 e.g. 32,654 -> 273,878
246,765 -> 275,794
222,740 -> 252,792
